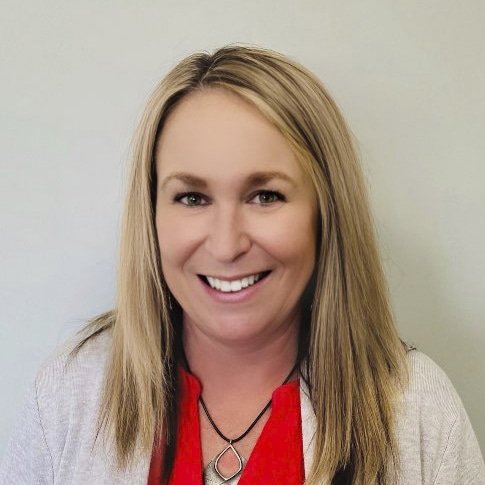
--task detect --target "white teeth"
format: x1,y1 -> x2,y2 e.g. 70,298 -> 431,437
230,280 -> 242,292
220,281 -> 231,292
205,273 -> 266,293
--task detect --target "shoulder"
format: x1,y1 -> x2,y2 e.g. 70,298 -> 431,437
396,350 -> 485,484
404,350 -> 462,419
0,329 -> 114,484
32,329 -> 112,438
35,328 -> 112,396
35,328 -> 112,435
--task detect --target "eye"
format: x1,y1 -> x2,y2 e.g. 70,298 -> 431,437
175,192 -> 208,207
250,190 -> 285,205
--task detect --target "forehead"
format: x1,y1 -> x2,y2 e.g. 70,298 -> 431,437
155,88 -> 308,184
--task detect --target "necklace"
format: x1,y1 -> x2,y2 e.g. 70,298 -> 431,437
200,363 -> 298,483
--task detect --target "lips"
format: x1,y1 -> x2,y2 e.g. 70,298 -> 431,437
201,271 -> 270,293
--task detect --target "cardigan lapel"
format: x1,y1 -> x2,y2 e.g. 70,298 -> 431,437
300,379 -> 317,480
300,380 -> 331,485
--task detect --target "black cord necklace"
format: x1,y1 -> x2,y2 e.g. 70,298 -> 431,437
197,362 -> 298,482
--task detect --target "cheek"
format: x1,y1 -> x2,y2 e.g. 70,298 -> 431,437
156,211 -> 196,271
258,209 -> 317,268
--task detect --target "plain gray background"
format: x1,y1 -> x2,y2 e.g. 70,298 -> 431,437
1,0 -> 484,456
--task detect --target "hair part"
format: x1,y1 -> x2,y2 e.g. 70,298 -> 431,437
79,45 -> 408,484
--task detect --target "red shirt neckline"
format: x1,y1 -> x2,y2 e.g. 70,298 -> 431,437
148,367 -> 305,484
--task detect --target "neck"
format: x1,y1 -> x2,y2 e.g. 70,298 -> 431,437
182,318 -> 299,403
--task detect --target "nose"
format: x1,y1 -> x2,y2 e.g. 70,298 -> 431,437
204,205 -> 251,262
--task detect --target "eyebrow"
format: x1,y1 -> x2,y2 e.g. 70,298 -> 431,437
160,170 -> 295,190
160,173 -> 207,190
245,171 -> 295,187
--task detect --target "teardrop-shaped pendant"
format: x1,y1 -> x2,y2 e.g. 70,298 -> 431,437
213,442 -> 243,481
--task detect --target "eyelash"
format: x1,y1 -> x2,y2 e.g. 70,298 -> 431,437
173,190 -> 285,207
174,192 -> 208,207
249,190 -> 285,205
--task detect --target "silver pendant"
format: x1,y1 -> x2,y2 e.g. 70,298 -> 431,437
203,443 -> 245,484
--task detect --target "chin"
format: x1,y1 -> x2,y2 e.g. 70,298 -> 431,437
211,319 -> 265,343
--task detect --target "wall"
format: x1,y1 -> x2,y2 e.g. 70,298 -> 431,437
1,0 -> 484,455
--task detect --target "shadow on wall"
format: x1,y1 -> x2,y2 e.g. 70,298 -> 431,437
383,224 -> 485,453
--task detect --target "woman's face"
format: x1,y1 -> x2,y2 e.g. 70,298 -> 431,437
155,88 -> 317,346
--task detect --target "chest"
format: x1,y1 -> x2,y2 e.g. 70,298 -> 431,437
149,373 -> 306,485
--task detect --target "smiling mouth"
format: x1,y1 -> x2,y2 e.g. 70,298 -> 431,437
200,271 -> 271,293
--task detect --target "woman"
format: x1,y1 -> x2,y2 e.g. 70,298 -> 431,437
1,46 -> 484,485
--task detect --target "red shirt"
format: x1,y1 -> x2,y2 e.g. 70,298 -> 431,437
148,368 -> 304,484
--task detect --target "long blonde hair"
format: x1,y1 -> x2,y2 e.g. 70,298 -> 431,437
80,45 -> 407,484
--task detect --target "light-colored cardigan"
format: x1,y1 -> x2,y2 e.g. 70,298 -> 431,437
1,332 -> 484,484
